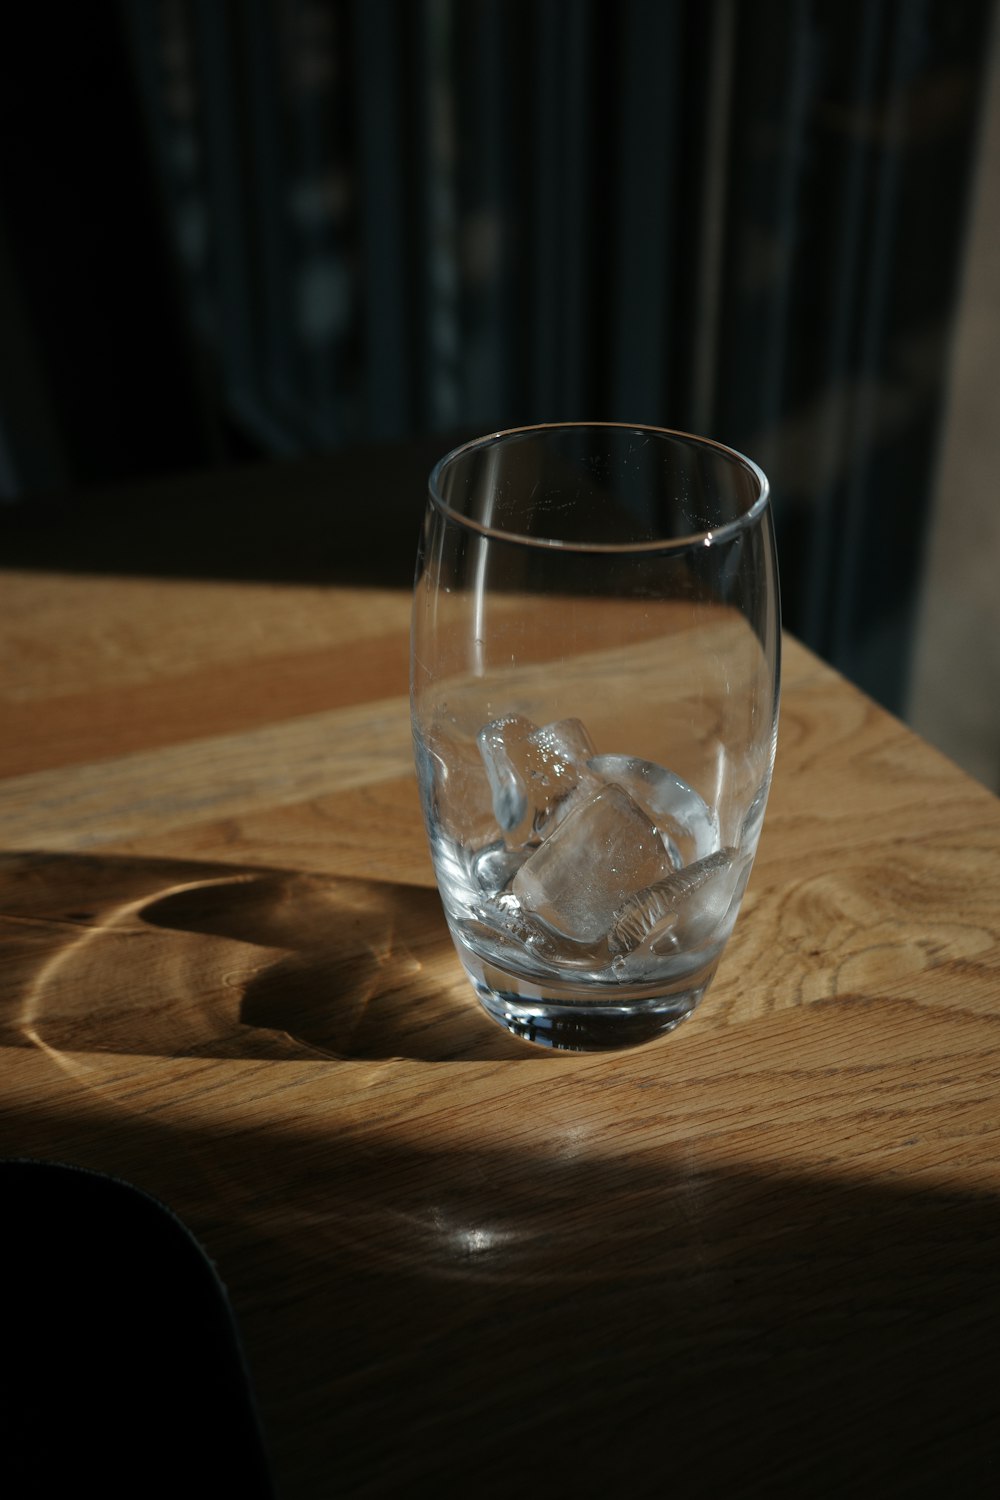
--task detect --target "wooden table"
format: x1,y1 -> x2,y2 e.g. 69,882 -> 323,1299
2,567 -> 999,1496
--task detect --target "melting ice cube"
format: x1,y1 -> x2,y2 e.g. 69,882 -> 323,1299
478,715 -> 599,844
415,723 -> 499,848
473,840 -> 531,895
511,783 -> 676,943
526,718 -> 601,830
609,847 -> 741,955
588,753 -> 719,864
478,714 -> 535,834
458,892 -> 612,977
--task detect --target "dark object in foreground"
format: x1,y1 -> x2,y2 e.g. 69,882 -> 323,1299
0,1159 -> 274,1498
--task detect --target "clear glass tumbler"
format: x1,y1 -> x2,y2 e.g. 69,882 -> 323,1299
411,423 -> 780,1051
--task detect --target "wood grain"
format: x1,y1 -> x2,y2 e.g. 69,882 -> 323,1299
2,570 -> 999,1498
0,695 -> 412,849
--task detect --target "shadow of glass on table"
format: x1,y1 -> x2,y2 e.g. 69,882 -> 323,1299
4,853 -> 1000,1495
0,850 -> 543,1063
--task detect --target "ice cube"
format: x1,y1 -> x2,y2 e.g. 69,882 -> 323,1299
473,840 -> 531,895
415,722 -> 499,848
525,718 -> 601,830
609,847 -> 740,955
511,783 -> 675,943
478,714 -> 536,834
589,754 -> 719,864
457,893 -> 611,977
478,715 -> 600,845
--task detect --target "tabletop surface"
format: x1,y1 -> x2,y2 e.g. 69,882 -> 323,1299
2,567 -> 999,1496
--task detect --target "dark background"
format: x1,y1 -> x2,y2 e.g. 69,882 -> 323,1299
0,0 -> 995,714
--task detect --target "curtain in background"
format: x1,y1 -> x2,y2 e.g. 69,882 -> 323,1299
0,0 -> 994,713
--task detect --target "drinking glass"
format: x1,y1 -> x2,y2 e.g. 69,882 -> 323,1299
411,423 -> 780,1051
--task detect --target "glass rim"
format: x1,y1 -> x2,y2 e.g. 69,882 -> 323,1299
427,421 -> 771,554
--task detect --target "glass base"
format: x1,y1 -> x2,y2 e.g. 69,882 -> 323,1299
459,948 -> 718,1052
